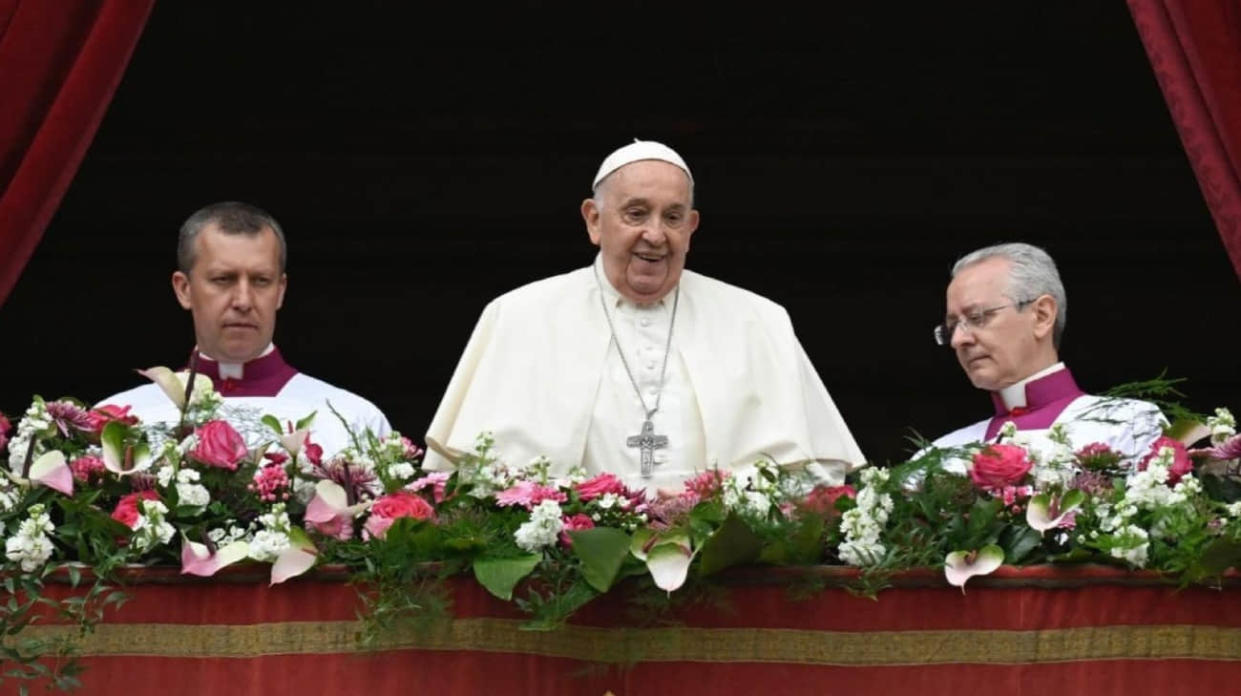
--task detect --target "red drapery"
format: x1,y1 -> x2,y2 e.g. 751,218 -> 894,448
1128,0 -> 1241,282
0,0 -> 154,308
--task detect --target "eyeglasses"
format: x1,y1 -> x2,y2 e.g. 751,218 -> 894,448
933,299 -> 1035,346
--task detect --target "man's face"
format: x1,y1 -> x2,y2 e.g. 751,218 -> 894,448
945,257 -> 1042,391
581,160 -> 699,304
172,224 -> 287,363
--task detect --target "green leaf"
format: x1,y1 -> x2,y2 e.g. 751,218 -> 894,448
629,528 -> 655,561
697,513 -> 762,576
569,527 -> 631,593
1202,475 -> 1241,503
261,415 -> 284,436
999,525 -> 1043,564
1197,538 -> 1241,577
964,497 -> 1003,546
296,411 -> 318,432
472,553 -> 541,601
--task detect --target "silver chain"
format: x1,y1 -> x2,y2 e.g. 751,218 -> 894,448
592,263 -> 680,420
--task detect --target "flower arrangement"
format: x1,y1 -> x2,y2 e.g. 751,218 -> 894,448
3,369 -> 1241,691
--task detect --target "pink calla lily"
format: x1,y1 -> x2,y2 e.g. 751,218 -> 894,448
270,528 -> 317,585
181,537 -> 250,577
1026,490 -> 1085,534
944,545 -> 1004,592
304,480 -> 370,538
637,530 -> 695,592
100,422 -> 153,476
138,366 -> 189,409
28,450 -> 73,496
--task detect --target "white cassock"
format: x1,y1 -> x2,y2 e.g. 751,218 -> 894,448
928,363 -> 1167,473
424,256 -> 865,492
96,346 -> 392,457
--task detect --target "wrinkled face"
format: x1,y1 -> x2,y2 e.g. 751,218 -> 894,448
945,257 -> 1043,391
172,225 -> 287,363
581,160 -> 699,304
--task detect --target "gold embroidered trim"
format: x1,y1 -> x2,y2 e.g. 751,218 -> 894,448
18,620 -> 1241,665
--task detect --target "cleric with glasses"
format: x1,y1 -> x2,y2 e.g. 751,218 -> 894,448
923,242 -> 1165,469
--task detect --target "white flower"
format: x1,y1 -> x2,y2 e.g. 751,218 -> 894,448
0,478 -> 19,513
176,482 -> 211,508
4,503 -> 56,572
387,462 -> 416,481
248,529 -> 291,562
741,491 -> 772,518
839,539 -> 886,567
7,431 -> 37,477
1209,408 -> 1237,445
130,500 -> 175,553
514,499 -> 564,552
596,492 -> 619,510
1108,525 -> 1150,568
156,465 -> 175,488
1227,502 -> 1241,518
6,534 -> 54,573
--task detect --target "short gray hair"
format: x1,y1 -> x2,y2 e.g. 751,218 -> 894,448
952,242 -> 1067,348
177,201 -> 287,274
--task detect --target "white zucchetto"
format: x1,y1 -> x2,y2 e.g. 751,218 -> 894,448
592,139 -> 694,190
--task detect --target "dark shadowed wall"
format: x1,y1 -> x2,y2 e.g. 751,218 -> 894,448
2,5 -> 1237,465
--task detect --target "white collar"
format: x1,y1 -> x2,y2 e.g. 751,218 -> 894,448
998,362 -> 1066,410
197,343 -> 275,380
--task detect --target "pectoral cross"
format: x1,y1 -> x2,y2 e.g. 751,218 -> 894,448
627,419 -> 668,478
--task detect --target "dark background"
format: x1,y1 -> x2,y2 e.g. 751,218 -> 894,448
2,4 -> 1237,465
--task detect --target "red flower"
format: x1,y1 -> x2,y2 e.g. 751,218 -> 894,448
364,491 -> 436,540
111,490 -> 160,529
1138,436 -> 1194,485
683,469 -> 730,501
0,412 -> 9,453
303,437 -> 324,467
1075,442 -> 1123,471
802,484 -> 856,517
970,444 -> 1032,490
86,404 -> 139,436
190,420 -> 249,470
264,451 -> 290,466
575,473 -> 627,501
559,513 -> 595,547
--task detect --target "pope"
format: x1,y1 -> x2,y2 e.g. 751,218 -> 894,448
424,139 -> 865,492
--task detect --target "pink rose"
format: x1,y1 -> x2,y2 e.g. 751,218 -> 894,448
111,490 -> 160,529
559,513 -> 595,547
970,444 -> 1032,490
575,473 -> 627,502
86,404 -> 139,436
190,420 -> 249,470
364,491 -> 436,540
0,412 -> 9,453
1138,436 -> 1194,485
802,484 -> 856,517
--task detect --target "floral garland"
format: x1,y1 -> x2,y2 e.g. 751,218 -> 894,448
3,369 -> 1241,690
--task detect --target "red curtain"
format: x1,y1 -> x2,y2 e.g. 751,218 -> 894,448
0,0 -> 155,308
1128,0 -> 1241,282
